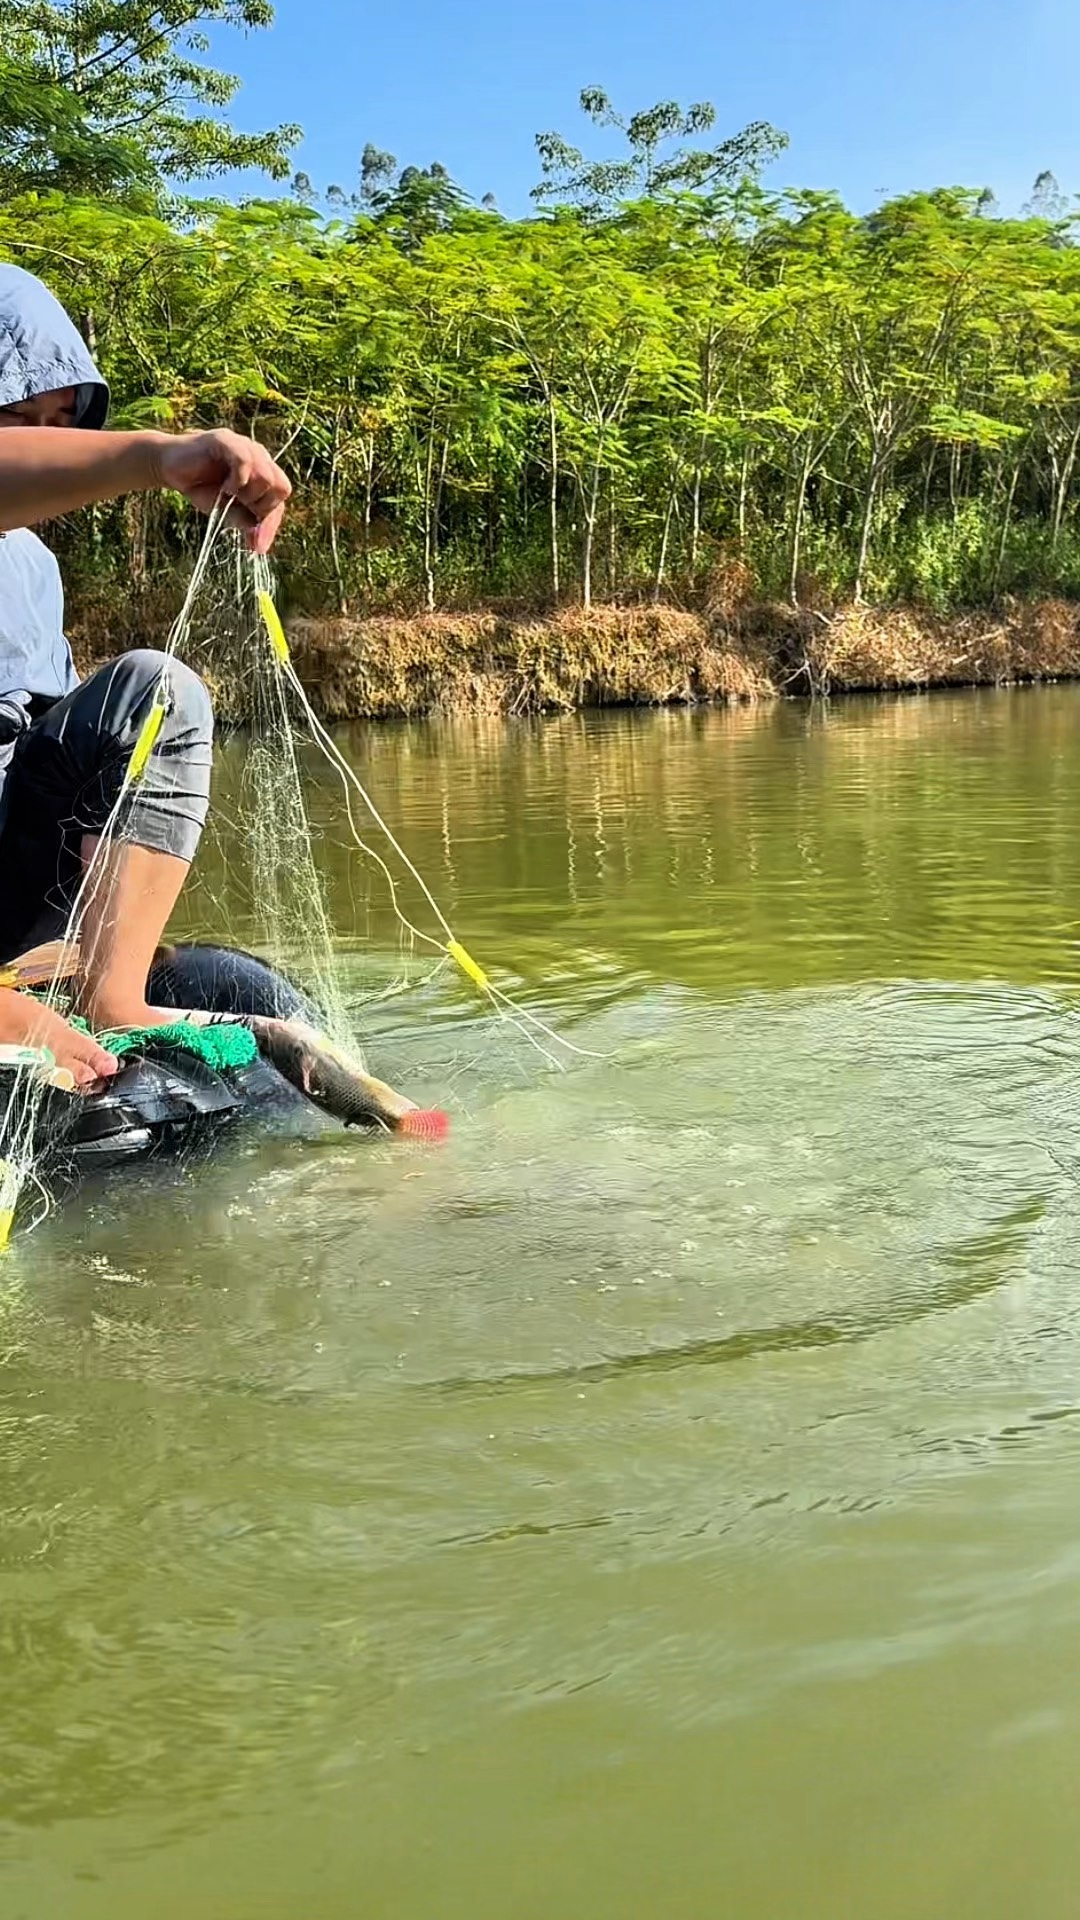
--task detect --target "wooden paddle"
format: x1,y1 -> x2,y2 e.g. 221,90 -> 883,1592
0,940 -> 82,990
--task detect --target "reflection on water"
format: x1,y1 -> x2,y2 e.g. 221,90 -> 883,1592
5,689 -> 1080,1916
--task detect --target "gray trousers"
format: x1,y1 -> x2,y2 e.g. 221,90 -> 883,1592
0,650 -> 213,962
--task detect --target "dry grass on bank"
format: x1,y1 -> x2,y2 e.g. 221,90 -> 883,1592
286,607 -> 774,719
800,598 -> 1080,693
68,591 -> 1080,720
281,599 -> 1080,717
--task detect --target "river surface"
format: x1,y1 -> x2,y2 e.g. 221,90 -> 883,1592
5,686 -> 1080,1916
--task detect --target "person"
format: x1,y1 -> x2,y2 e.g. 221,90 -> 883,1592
0,263 -> 291,1087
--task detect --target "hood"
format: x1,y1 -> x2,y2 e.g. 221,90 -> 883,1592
0,263 -> 109,428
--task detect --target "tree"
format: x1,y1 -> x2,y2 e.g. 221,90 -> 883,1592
803,194 -> 1001,599
533,88 -> 787,215
0,53 -> 158,197
376,164 -> 465,233
1023,170 -> 1069,222
0,0 -> 299,194
357,143 -> 397,206
305,148 -> 478,249
9,108 -> 1080,619
484,217 -> 676,605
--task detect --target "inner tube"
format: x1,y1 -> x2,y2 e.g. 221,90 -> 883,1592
147,942 -> 320,1023
24,945 -> 327,1180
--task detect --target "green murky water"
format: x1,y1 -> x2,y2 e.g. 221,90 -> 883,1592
5,687 -> 1080,1916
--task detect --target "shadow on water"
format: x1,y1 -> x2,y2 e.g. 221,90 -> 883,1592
425,1194 -> 1049,1396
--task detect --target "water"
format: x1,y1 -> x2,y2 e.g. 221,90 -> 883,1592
5,686 -> 1080,1916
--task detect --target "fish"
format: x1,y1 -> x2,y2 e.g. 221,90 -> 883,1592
246,1015 -> 449,1140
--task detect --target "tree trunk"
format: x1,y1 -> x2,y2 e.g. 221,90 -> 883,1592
654,475 -> 680,603
125,493 -> 149,586
486,468 -> 497,575
690,332 -> 714,582
362,435 -> 375,590
328,416 -> 349,617
921,444 -> 936,520
949,441 -> 961,523
992,457 -> 1021,595
421,436 -> 436,614
690,465 -> 703,580
582,463 -> 602,612
737,447 -> 750,548
788,443 -> 812,607
432,434 -> 450,573
547,392 -> 560,602
854,455 -> 882,604
1050,420 -> 1080,556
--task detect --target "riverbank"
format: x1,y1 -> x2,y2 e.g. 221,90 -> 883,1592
70,597 -> 1080,719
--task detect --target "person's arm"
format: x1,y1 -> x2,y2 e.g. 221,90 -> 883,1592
0,426 -> 291,551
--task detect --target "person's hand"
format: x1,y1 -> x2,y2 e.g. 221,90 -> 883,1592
0,989 -> 117,1090
153,429 -> 292,553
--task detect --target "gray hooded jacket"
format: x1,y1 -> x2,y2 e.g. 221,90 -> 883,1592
0,264 -> 110,718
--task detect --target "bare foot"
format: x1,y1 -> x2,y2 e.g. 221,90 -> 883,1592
75,991 -> 175,1034
0,988 -> 117,1090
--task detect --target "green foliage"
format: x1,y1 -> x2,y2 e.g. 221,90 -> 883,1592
533,88 -> 787,213
295,148 -> 489,255
2,85 -> 1080,618
0,0 -> 299,193
0,53 -> 154,197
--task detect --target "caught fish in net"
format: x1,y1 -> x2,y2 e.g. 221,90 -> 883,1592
0,504 -> 589,1242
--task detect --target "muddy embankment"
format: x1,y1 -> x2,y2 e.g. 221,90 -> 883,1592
70,597 -> 1080,721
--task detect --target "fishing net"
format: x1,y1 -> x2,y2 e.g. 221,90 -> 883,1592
0,501 -> 240,1237
0,502 -> 589,1241
166,534 -> 357,1049
100,1021 -> 260,1071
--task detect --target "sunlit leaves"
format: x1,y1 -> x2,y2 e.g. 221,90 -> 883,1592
0,0 -> 299,193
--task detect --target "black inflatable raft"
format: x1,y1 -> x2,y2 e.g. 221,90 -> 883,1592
22,944 -> 323,1178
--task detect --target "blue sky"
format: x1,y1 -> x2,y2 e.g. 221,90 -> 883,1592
213,0 -> 1080,216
